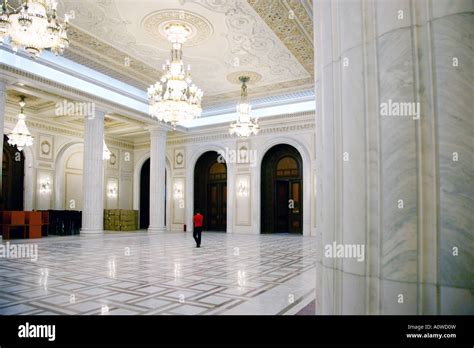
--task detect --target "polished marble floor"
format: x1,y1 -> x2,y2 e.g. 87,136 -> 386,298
0,232 -> 317,315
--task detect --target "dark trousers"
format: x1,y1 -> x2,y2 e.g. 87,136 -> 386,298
193,227 -> 202,246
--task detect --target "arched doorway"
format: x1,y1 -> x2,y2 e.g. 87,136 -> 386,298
261,144 -> 302,234
194,151 -> 227,232
2,135 -> 24,210
139,158 -> 166,229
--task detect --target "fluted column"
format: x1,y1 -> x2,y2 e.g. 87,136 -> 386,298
314,0 -> 473,314
81,109 -> 105,234
148,126 -> 168,233
0,81 -> 5,210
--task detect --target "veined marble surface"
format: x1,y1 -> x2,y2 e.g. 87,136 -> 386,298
0,232 -> 317,315
314,0 -> 473,314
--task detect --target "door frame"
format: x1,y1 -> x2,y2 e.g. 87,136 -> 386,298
255,139 -> 311,236
187,145 -> 235,234
207,181 -> 227,231
193,151 -> 227,232
135,153 -> 171,231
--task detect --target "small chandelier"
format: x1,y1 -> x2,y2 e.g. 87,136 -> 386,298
8,95 -> 34,151
229,76 -> 259,138
103,139 -> 111,160
147,23 -> 203,129
0,0 -> 70,59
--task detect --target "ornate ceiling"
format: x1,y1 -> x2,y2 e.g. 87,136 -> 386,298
57,0 -> 314,108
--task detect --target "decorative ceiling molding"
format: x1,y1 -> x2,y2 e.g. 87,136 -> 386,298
301,0 -> 314,20
226,71 -> 263,85
204,76 -> 313,107
142,9 -> 214,47
57,0 -> 312,107
64,25 -> 159,90
246,0 -> 314,76
6,90 -> 54,110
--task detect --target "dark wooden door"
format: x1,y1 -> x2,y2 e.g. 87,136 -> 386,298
274,180 -> 302,233
194,151 -> 227,232
261,145 -> 303,234
139,159 -> 150,229
207,182 -> 227,231
289,181 -> 302,233
139,158 -> 167,229
2,138 -> 24,211
275,180 -> 290,232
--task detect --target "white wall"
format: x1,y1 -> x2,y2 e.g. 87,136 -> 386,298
3,111 -> 135,212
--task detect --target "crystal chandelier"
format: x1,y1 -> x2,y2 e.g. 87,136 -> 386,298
7,96 -> 34,151
0,0 -> 70,59
229,76 -> 259,138
147,23 -> 203,128
103,139 -> 111,161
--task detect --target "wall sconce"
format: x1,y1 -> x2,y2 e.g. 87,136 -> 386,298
237,181 -> 248,197
40,179 -> 51,194
174,183 -> 183,200
107,185 -> 118,198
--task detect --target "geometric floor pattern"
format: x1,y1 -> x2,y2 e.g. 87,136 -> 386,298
0,232 -> 317,315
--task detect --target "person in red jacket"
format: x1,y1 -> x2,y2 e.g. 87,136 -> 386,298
193,211 -> 204,248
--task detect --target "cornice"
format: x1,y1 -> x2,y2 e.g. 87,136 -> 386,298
166,111 -> 315,146
4,113 -> 135,150
166,122 -> 314,146
105,138 -> 135,150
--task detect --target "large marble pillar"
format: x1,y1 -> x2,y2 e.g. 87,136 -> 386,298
0,81 -> 5,210
314,0 -> 473,314
148,126 -> 168,233
81,109 -> 105,234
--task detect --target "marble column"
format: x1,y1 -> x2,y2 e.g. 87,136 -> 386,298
0,81 -> 5,210
81,109 -> 106,234
314,0 -> 473,314
148,126 -> 168,233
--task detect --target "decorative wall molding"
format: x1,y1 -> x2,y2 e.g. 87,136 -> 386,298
38,133 -> 54,161
107,147 -> 120,169
37,162 -> 53,169
173,148 -> 185,169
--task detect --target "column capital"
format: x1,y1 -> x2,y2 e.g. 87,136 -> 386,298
148,124 -> 171,137
77,104 -> 108,121
94,107 -> 108,119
